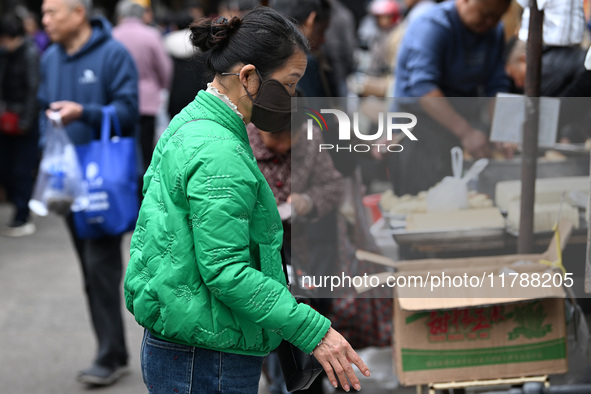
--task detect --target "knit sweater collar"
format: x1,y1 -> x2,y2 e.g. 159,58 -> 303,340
206,83 -> 244,122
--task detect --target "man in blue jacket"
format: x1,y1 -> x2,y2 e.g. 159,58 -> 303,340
38,0 -> 138,386
388,0 -> 510,196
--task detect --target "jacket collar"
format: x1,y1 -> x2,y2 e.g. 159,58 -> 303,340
195,89 -> 248,145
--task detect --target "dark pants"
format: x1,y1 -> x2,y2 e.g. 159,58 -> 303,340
138,115 -> 155,202
0,130 -> 39,223
139,115 -> 155,173
65,215 -> 128,368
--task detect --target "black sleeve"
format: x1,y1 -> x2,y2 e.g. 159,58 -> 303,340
19,43 -> 40,131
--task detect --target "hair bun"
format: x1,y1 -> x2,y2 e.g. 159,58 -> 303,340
190,15 -> 242,52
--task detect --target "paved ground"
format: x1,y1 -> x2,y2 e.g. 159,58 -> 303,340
0,203 -> 145,394
0,203 -> 416,394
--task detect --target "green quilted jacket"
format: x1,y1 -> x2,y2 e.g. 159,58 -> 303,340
124,90 -> 330,356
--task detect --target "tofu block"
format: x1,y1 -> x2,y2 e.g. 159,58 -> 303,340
507,201 -> 580,233
495,176 -> 589,212
406,207 -> 505,231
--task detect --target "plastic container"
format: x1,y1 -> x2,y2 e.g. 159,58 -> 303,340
362,193 -> 383,223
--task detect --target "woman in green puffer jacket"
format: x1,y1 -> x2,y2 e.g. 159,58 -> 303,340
124,7 -> 369,393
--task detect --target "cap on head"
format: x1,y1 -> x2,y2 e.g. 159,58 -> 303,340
369,0 -> 401,26
369,0 -> 401,16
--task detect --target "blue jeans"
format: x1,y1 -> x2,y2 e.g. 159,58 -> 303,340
141,330 -> 264,393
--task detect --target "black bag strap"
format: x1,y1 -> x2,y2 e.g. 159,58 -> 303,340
280,246 -> 291,291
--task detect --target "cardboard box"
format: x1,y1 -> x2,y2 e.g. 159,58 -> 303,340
393,294 -> 566,386
356,221 -> 573,386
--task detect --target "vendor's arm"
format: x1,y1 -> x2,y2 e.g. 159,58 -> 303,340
400,21 -> 489,158
419,88 -> 490,158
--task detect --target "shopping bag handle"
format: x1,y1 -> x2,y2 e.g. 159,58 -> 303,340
101,105 -> 123,143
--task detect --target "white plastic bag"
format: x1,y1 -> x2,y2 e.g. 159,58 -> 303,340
426,147 -> 488,211
29,114 -> 87,216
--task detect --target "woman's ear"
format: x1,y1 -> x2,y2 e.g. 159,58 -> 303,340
239,64 -> 258,96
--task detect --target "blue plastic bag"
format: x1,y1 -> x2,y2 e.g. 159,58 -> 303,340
73,106 -> 139,238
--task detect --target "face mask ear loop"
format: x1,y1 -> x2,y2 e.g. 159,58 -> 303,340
247,68 -> 264,102
222,68 -> 264,101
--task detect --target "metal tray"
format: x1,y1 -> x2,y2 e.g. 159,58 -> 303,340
505,211 -> 587,237
475,156 -> 590,201
386,218 -> 506,244
540,143 -> 588,156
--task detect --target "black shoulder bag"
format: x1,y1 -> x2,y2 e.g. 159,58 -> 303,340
276,248 -> 325,392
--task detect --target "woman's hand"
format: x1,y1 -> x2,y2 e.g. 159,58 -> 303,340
312,327 -> 371,392
287,193 -> 313,216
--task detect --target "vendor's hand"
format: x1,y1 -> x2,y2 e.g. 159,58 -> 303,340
312,327 -> 371,392
47,101 -> 83,125
288,193 -> 313,217
461,128 -> 490,159
493,142 -> 518,159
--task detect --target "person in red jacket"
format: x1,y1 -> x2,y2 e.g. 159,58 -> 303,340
0,12 -> 40,237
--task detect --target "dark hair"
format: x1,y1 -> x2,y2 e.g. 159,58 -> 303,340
190,7 -> 309,80
268,0 -> 320,25
184,0 -> 204,8
172,11 -> 195,30
0,12 -> 25,38
220,0 -> 261,12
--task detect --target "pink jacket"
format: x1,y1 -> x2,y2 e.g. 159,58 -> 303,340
113,18 -> 172,116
